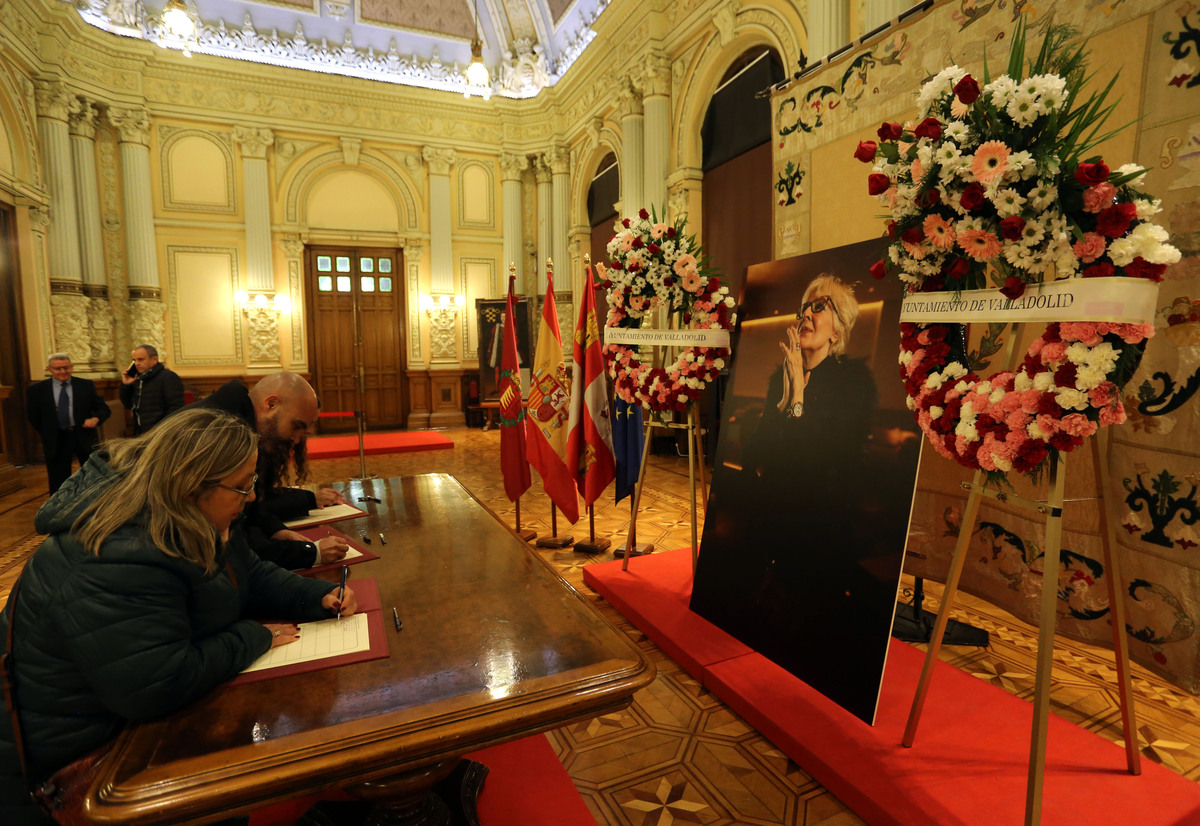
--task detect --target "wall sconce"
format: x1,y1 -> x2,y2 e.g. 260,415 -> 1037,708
422,293 -> 465,322
236,290 -> 290,315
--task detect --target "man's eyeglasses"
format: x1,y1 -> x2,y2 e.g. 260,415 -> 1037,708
213,473 -> 257,499
797,296 -> 840,320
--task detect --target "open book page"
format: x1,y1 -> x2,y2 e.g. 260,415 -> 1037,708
241,613 -> 371,675
283,502 -> 366,528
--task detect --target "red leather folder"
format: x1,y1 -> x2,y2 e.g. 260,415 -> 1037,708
295,525 -> 380,575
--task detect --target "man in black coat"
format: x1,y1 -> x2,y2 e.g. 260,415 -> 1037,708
119,343 -> 184,435
192,372 -> 349,570
26,353 -> 111,493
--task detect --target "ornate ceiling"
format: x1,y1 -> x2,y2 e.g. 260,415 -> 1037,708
74,0 -> 611,98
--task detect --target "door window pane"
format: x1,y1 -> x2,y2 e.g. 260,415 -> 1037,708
360,257 -> 374,273
336,256 -> 351,273
379,277 -> 393,292
318,275 -> 333,292
361,276 -> 375,292
336,276 -> 352,292
316,255 -> 332,272
378,258 -> 392,273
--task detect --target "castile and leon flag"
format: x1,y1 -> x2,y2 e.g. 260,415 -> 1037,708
566,265 -> 616,508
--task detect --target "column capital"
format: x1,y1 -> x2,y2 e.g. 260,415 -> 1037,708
533,154 -> 552,185
547,147 -> 571,176
232,125 -> 274,159
640,53 -> 671,98
616,78 -> 643,119
421,146 -> 457,176
404,243 -> 424,263
34,80 -> 78,122
498,152 -> 529,182
108,106 -> 152,145
28,206 -> 50,232
68,100 -> 99,139
280,237 -> 304,259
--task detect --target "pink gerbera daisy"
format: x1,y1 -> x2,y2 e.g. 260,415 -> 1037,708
958,228 -> 1002,260
970,140 -> 1010,183
923,214 -> 956,248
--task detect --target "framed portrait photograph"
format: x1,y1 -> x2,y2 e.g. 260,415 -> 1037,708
690,237 -> 922,724
476,296 -> 534,402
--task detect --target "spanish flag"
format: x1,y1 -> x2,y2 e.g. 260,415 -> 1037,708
525,272 -> 579,522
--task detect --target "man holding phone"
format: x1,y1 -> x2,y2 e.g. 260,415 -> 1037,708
119,344 -> 185,435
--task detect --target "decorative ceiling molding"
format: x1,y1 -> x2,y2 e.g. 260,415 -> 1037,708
70,0 -> 612,100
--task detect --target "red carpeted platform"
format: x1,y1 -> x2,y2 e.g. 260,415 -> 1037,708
248,734 -> 592,825
306,430 -> 453,459
583,549 -> 1200,826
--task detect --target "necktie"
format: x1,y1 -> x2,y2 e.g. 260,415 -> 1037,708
57,381 -> 71,428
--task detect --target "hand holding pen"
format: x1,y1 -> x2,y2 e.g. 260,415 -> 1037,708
322,573 -> 358,619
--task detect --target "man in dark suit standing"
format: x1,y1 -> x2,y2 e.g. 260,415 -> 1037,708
26,353 -> 111,493
119,343 -> 184,435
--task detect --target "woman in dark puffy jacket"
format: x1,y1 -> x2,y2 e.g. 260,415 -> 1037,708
0,407 -> 358,824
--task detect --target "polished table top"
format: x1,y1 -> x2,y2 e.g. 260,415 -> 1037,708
83,474 -> 654,824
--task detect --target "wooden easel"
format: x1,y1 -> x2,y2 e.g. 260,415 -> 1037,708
621,402 -> 708,573
902,323 -> 1140,825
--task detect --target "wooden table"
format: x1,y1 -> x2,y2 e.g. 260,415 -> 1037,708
80,474 -> 654,824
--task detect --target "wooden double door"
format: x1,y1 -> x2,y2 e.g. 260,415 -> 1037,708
307,246 -> 407,432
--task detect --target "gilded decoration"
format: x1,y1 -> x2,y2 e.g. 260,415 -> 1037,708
88,296 -> 115,368
232,125 -> 274,160
428,305 -> 459,363
68,101 -> 98,140
407,244 -> 422,364
107,107 -> 151,145
33,79 -> 76,122
422,145 -> 457,177
243,304 -> 282,365
129,298 -> 167,361
98,128 -> 131,360
499,152 -> 528,182
49,292 -> 90,362
280,237 -> 306,364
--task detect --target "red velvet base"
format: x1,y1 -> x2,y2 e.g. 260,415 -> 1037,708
306,430 -> 453,459
248,734 -> 591,825
583,549 -> 1200,826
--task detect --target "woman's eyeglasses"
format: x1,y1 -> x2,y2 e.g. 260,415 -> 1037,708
213,473 -> 258,499
797,296 -> 840,320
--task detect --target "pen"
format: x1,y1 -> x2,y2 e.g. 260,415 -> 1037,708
360,530 -> 370,544
379,532 -> 387,545
392,607 -> 402,631
337,565 -> 348,622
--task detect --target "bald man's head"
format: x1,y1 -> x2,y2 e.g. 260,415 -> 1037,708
249,373 -> 319,446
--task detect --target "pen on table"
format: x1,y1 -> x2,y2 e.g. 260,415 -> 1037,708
337,564 -> 348,622
379,532 -> 387,545
392,607 -> 402,632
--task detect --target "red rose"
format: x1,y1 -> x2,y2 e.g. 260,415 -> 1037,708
631,237 -> 644,249
870,260 -> 888,280
917,188 -> 941,207
638,208 -> 649,219
877,121 -> 903,141
611,260 -> 624,271
854,140 -> 878,162
622,218 -> 631,228
1000,275 -> 1026,300
1074,161 -> 1110,186
901,225 -> 924,244
913,117 -> 943,140
666,227 -> 676,238
954,75 -> 980,104
885,220 -> 898,238
1096,202 -> 1137,238
960,182 -> 985,211
946,258 -> 970,280
999,215 -> 1026,240
648,243 -> 661,255
663,276 -> 673,286
868,174 -> 891,195
1125,257 -> 1168,281
1082,261 -> 1115,278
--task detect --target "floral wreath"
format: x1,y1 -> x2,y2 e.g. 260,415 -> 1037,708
861,23 -> 1180,478
599,208 -> 736,413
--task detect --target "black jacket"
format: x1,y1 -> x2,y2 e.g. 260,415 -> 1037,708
26,375 -> 111,454
119,362 -> 184,434
193,381 -> 320,569
0,452 -> 336,814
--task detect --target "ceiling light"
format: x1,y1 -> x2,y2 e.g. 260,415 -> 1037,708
466,39 -> 489,88
162,0 -> 195,38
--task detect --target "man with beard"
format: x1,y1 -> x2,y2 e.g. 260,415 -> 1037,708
192,372 -> 350,570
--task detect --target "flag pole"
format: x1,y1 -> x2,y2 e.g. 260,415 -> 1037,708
513,494 -> 536,543
535,502 -> 574,548
575,502 -> 611,554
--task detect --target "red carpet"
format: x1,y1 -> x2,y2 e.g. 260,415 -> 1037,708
306,430 -> 452,459
584,550 -> 1200,826
248,734 -> 592,825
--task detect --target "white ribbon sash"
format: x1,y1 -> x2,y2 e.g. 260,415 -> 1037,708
899,277 -> 1159,325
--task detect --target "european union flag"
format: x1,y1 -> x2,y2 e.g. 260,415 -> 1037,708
613,398 -> 644,503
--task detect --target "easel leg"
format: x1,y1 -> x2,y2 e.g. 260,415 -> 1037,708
1025,454 -> 1066,826
686,405 -> 699,574
903,469 -> 986,747
622,423 -> 654,572
691,404 -> 708,505
1091,430 -> 1141,775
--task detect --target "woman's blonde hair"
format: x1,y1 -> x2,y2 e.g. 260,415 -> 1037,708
802,273 -> 860,357
75,408 -> 258,574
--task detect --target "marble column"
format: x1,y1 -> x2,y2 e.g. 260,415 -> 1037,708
232,125 -> 275,293
618,77 -> 644,216
642,53 -> 671,215
808,0 -> 851,60
499,152 -> 528,291
549,147 -> 571,296
36,81 -> 90,360
69,98 -> 115,368
863,0 -> 913,32
534,154 -> 552,294
109,106 -> 166,353
422,146 -> 457,295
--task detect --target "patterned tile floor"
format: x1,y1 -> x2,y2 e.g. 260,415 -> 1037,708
3,427 -> 1200,824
